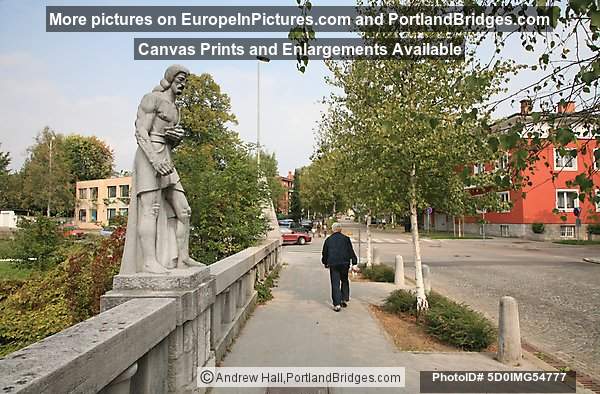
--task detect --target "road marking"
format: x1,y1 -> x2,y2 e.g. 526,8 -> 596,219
350,237 -> 409,244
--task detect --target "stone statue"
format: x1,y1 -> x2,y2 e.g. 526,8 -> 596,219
120,64 -> 204,274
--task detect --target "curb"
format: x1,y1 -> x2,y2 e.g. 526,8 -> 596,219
401,276 -> 599,393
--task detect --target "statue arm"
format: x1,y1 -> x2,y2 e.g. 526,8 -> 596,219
135,94 -> 173,175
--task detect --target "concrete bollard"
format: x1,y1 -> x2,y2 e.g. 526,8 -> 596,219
373,247 -> 381,265
394,255 -> 405,287
497,296 -> 522,365
422,264 -> 431,294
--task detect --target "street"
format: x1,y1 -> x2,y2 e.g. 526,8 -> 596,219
320,221 -> 600,381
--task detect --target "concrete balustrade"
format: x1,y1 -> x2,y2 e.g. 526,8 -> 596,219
0,237 -> 281,394
0,298 -> 175,393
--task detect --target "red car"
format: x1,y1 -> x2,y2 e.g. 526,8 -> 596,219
280,227 -> 312,245
62,224 -> 85,239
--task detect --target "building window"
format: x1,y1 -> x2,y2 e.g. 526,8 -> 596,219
119,208 -> 129,217
500,224 -> 510,237
90,209 -> 97,222
90,187 -> 98,200
495,153 -> 509,171
556,189 -> 579,212
473,163 -> 485,175
78,209 -> 87,222
120,185 -> 130,198
107,186 -> 117,198
107,208 -> 116,221
560,225 -> 575,238
78,188 -> 87,199
554,148 -> 577,171
498,191 -> 511,212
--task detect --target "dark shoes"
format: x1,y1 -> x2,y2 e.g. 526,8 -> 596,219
333,305 -> 341,312
341,301 -> 348,308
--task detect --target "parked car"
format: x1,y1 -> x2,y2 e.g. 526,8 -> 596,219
278,219 -> 294,228
299,219 -> 313,231
62,224 -> 85,239
99,226 -> 116,237
280,227 -> 312,245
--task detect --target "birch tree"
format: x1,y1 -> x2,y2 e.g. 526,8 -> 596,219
317,50 -> 511,311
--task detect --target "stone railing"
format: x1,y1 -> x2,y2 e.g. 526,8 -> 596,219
0,237 -> 281,394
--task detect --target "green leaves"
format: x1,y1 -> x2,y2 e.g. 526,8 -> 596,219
177,73 -> 270,264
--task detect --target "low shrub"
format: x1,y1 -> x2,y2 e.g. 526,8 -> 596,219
360,264 -> 395,283
11,215 -> 65,269
532,223 -> 545,234
383,289 -> 496,351
587,224 -> 600,235
424,299 -> 496,351
0,226 -> 125,356
255,265 -> 280,304
383,289 -> 416,315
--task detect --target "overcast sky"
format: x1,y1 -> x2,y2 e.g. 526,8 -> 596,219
0,0 -> 572,175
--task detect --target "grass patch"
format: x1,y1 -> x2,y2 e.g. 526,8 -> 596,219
0,262 -> 35,281
359,263 -> 395,282
255,265 -> 281,304
0,239 -> 13,259
554,240 -> 600,245
383,289 -> 496,351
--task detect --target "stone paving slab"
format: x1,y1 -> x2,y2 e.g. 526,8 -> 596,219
212,242 -> 590,394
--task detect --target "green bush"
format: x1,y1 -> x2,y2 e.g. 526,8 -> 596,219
424,299 -> 496,351
587,224 -> 600,235
0,226 -> 125,356
255,265 -> 280,304
383,289 -> 417,315
532,223 -> 545,234
383,289 -> 496,351
361,264 -> 395,283
11,215 -> 65,269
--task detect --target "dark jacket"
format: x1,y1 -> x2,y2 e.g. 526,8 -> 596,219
322,231 -> 358,267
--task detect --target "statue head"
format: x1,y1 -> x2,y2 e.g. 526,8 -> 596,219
153,64 -> 190,95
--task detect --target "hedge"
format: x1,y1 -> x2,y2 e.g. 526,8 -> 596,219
359,264 -> 395,283
383,289 -> 496,351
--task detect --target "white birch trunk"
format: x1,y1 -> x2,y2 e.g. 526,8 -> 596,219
366,212 -> 372,267
453,215 -> 456,237
409,167 -> 429,313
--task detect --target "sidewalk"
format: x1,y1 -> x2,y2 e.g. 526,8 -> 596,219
213,241 -> 586,394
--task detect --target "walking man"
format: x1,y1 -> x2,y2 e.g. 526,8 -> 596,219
322,223 -> 358,312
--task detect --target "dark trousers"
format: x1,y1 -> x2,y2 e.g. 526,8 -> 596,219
329,264 -> 350,306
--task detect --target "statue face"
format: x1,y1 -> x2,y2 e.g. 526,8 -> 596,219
171,72 -> 187,96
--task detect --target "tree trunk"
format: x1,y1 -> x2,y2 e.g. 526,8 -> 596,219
409,167 -> 428,313
453,215 -> 456,237
366,211 -> 372,267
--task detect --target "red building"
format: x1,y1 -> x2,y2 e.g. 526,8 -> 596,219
434,100 -> 600,240
277,171 -> 294,215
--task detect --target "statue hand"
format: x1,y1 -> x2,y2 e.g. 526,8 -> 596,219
153,159 -> 174,176
165,126 -> 185,142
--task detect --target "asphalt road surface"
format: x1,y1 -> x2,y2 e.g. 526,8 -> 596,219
334,221 -> 600,381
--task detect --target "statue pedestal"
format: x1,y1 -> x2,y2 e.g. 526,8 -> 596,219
101,266 -> 214,393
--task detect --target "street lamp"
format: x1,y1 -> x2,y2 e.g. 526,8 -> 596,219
256,56 -> 270,172
47,133 -> 56,217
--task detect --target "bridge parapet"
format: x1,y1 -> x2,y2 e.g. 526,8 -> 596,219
0,237 -> 281,394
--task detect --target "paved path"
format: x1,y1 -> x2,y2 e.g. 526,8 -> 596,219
358,229 -> 600,382
214,241 -> 559,394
